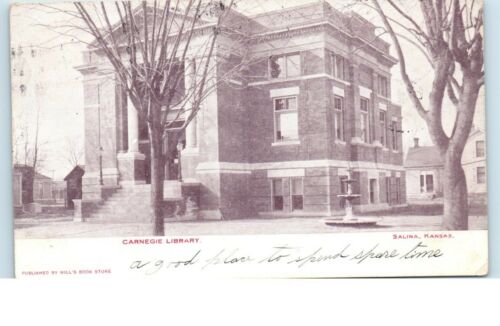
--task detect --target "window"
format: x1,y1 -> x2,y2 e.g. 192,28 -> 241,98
339,175 -> 348,208
391,120 -> 399,151
420,173 -> 434,193
476,140 -> 485,157
291,178 -> 304,211
333,96 -> 344,141
359,67 -> 372,87
477,166 -> 486,184
425,175 -> 434,192
378,75 -> 389,98
274,97 -> 299,141
139,116 -> 149,140
395,177 -> 401,204
272,179 -> 284,211
269,53 -> 300,79
38,183 -> 43,199
360,97 -> 370,143
331,53 -> 346,80
385,177 -> 391,204
369,179 -> 377,204
286,55 -> 301,77
379,110 -> 387,146
340,176 -> 348,194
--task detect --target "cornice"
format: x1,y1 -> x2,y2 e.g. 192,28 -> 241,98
249,20 -> 397,65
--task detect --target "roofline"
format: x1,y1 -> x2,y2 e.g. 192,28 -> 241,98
87,21 -> 218,51
249,20 -> 397,64
248,0 -> 326,19
63,165 -> 85,181
89,3 -> 206,48
86,2 -> 395,63
404,164 -> 444,169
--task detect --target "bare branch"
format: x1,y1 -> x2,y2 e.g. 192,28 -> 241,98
371,0 -> 428,120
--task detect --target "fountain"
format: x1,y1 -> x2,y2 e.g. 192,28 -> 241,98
322,173 -> 379,227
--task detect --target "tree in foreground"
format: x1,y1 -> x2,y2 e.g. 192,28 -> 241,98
71,0 -> 236,235
370,0 -> 484,230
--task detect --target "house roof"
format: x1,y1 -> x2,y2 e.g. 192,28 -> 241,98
34,172 -> 52,180
13,163 -> 32,169
404,146 -> 444,169
64,165 -> 85,181
467,125 -> 484,141
13,165 -> 53,179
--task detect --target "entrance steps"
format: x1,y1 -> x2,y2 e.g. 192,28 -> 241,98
85,181 -> 202,223
90,184 -> 153,223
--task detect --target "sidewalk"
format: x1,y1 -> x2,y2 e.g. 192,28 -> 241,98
14,214 -> 488,239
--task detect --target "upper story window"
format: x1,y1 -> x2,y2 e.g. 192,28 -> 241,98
379,110 -> 387,146
274,97 -> 299,141
391,120 -> 399,151
377,75 -> 389,98
139,116 -> 149,141
269,53 -> 300,79
359,66 -> 372,87
476,140 -> 485,157
333,95 -> 345,141
331,53 -> 346,80
477,166 -> 486,184
360,97 -> 370,143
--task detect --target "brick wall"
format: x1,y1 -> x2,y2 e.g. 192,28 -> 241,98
303,168 -> 329,212
217,55 -> 248,163
246,77 -> 330,163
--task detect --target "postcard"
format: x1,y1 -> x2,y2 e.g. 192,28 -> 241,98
11,0 -> 487,278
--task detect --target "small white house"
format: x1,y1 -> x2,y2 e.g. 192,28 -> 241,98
462,127 -> 487,204
404,138 -> 443,201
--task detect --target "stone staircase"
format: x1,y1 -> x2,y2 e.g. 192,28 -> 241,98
87,181 -> 191,223
91,184 -> 153,223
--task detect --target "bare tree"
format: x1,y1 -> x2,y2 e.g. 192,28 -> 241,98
51,0 -> 238,235
12,105 -> 47,203
369,0 -> 484,230
61,135 -> 84,169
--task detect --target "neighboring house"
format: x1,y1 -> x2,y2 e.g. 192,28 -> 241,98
462,127 -> 487,204
13,164 -> 62,213
13,164 -> 35,205
404,138 -> 443,201
13,170 -> 23,213
33,172 -> 56,204
64,165 -> 85,209
405,127 -> 487,204
52,181 -> 67,205
76,2 -> 406,219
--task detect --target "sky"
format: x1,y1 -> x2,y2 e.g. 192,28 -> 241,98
9,0 -> 486,180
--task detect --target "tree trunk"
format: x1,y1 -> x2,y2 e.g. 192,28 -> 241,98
149,105 -> 166,236
150,134 -> 165,236
441,75 -> 481,230
442,156 -> 469,230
